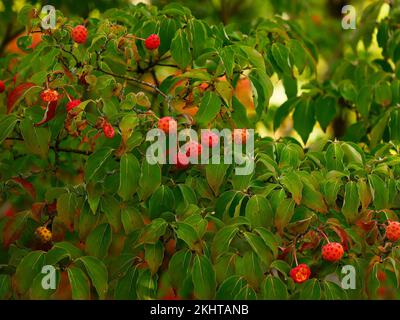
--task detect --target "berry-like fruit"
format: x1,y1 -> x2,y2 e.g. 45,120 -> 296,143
386,221 -> 400,242
0,80 -> 5,93
322,242 -> 344,262
71,25 -> 88,44
173,151 -> 190,169
158,116 -> 177,134
66,99 -> 81,112
102,122 -> 115,138
40,89 -> 59,102
144,34 -> 160,50
185,141 -> 202,158
35,226 -> 52,243
233,128 -> 249,144
290,264 -> 311,283
201,130 -> 219,148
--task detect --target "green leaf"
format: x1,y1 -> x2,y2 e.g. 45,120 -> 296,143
357,86 -> 373,117
171,29 -> 191,69
342,181 -> 360,223
206,162 -> 229,195
67,266 -> 91,300
85,147 -> 113,182
144,241 -> 164,275
274,198 -> 295,234
168,250 -> 192,290
368,174 -> 388,210
249,69 -> 273,115
87,183 -> 102,214
293,98 -> 315,144
301,180 -> 328,213
271,43 -> 291,74
14,250 -> 45,295
325,142 -> 344,171
300,279 -> 322,299
20,119 -> 50,158
139,160 -> 161,201
192,254 -> 216,299
85,223 -> 112,259
357,178 -> 372,210
216,275 -> 246,299
262,275 -> 288,299
0,275 -> 12,299
211,225 -> 239,259
148,185 -> 175,219
323,280 -> 346,300
314,96 -> 336,131
280,171 -> 303,204
0,114 -> 18,144
195,91 -> 222,125
114,267 -> 138,300
243,232 -> 273,266
76,256 -> 108,299
175,222 -> 201,250
139,218 -> 168,244
245,195 -> 274,228
101,195 -> 122,232
118,153 -> 140,201
56,192 -> 78,230
370,111 -> 390,148
121,206 -> 144,234
374,81 -> 392,106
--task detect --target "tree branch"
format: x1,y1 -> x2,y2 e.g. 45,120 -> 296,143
4,137 -> 92,156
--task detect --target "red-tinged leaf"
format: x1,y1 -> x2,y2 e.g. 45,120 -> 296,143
34,101 -> 58,127
356,219 -> 376,232
299,230 -> 321,252
12,177 -> 36,198
6,82 -> 35,113
329,224 -> 350,252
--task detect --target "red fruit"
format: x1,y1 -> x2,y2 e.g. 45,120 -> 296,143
102,122 -> 115,138
66,99 -> 81,112
0,80 -> 5,93
386,221 -> 400,242
158,116 -> 177,134
185,141 -> 202,158
290,264 -> 311,283
377,270 -> 387,282
71,25 -> 88,44
144,34 -> 160,50
173,151 -> 190,169
40,89 -> 59,102
322,242 -> 344,262
201,130 -> 219,148
233,128 -> 249,144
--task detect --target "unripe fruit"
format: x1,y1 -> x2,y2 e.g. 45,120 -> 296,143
201,130 -> 219,148
185,141 -> 202,158
40,89 -> 59,102
102,122 -> 115,138
322,242 -> 344,262
144,34 -> 160,50
386,221 -> 400,242
66,99 -> 81,112
158,116 -> 177,134
290,264 -> 311,283
0,80 -> 5,93
35,226 -> 52,243
71,25 -> 88,44
232,128 -> 249,144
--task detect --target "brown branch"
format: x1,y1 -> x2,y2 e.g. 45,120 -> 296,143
4,137 -> 92,156
96,66 -> 170,101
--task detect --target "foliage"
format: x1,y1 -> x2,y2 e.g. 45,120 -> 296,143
0,1 -> 400,300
